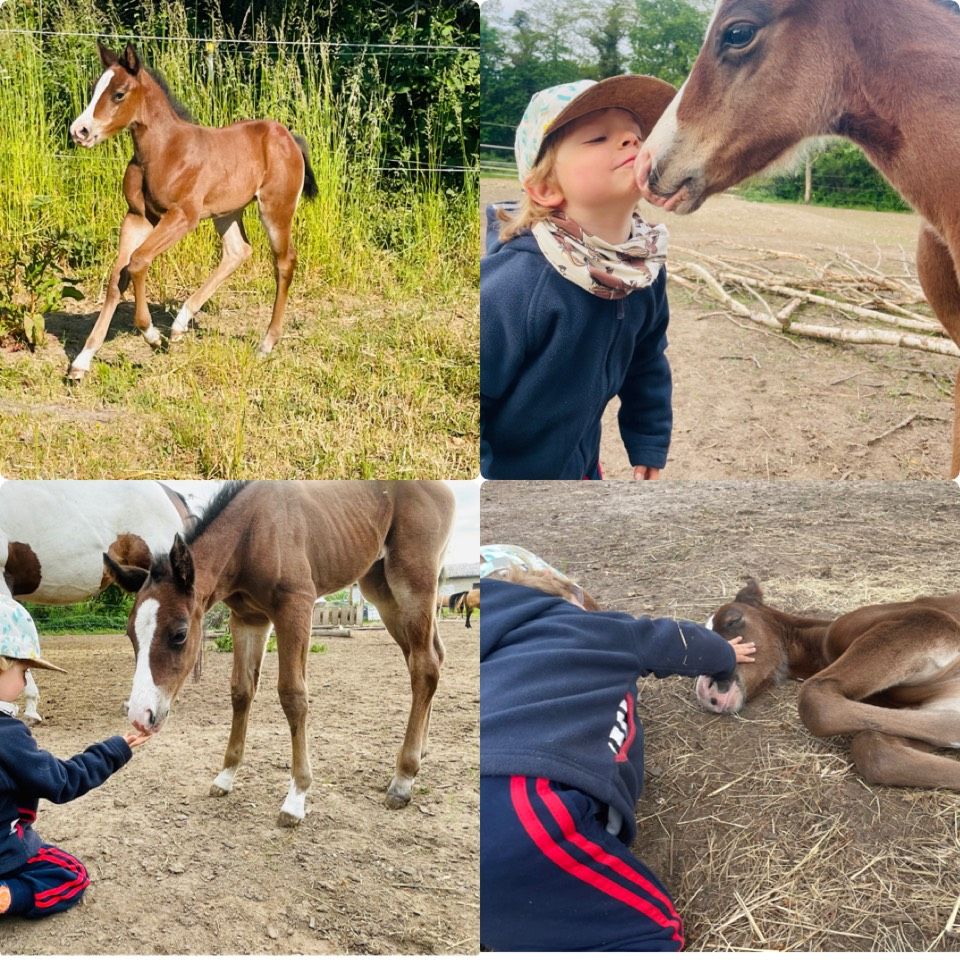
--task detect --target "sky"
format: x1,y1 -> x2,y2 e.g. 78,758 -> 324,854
165,480 -> 479,567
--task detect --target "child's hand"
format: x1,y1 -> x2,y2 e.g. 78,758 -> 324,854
727,635 -> 756,664
124,730 -> 152,748
633,466 -> 661,480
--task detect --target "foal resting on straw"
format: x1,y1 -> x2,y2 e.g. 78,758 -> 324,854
636,0 -> 960,476
105,480 -> 455,826
68,42 -> 317,380
699,578 -> 960,791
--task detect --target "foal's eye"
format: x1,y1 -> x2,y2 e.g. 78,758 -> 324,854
112,91 -> 125,102
722,22 -> 758,48
168,629 -> 187,649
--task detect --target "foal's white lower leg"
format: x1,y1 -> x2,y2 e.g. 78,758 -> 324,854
170,215 -> 252,342
23,669 -> 41,724
68,213 -> 154,380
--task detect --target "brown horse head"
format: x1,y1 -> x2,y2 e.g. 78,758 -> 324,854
69,44 -> 151,148
640,0 -> 840,212
104,533 -> 203,732
695,577 -> 789,714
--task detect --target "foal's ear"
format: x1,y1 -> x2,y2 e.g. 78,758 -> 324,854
734,576 -> 764,606
97,42 -> 118,68
120,44 -> 141,75
170,533 -> 195,593
103,552 -> 149,593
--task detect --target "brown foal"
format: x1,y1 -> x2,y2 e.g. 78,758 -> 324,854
699,579 -> 960,791
68,43 -> 317,379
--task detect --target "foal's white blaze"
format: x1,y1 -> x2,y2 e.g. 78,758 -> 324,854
280,778 -> 307,821
642,79 -> 686,168
704,614 -> 715,630
70,69 -> 114,147
128,598 -> 169,730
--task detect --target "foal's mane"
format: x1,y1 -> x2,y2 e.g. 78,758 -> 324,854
185,481 -> 250,545
144,67 -> 195,123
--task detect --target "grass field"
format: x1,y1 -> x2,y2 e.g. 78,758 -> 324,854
0,1 -> 478,478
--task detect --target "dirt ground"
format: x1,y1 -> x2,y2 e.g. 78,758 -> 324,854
481,181 -> 956,479
482,480 -> 960,951
3,622 -> 479,955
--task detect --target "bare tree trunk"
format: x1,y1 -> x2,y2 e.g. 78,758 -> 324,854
804,157 -> 812,204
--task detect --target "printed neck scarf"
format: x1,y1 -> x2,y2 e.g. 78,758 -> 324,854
532,210 -> 669,300
0,700 -> 19,717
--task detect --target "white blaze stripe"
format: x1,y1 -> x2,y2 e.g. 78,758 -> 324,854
129,598 -> 163,724
705,614 -> 715,630
643,78 -> 687,161
73,69 -> 114,136
280,779 -> 307,820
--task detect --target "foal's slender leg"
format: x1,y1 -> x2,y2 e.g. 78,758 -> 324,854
272,599 -> 314,827
797,611 -> 960,748
210,614 -> 272,798
126,206 -> 200,344
170,213 -> 253,342
67,212 -> 154,380
359,561 -> 442,809
850,731 -> 960,790
256,195 -> 298,357
916,223 -> 960,477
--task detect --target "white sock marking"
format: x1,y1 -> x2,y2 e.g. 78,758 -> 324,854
280,778 -> 307,820
71,349 -> 94,371
172,306 -> 193,334
143,325 -> 161,346
213,767 -> 237,793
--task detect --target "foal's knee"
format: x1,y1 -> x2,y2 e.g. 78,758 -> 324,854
850,731 -> 904,786
797,679 -> 842,737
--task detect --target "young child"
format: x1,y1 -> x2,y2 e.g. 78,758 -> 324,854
481,75 -> 678,480
479,544 -> 755,951
0,597 -> 149,919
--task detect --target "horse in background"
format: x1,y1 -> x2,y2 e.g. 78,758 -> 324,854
636,0 -> 960,476
699,578 -> 960,790
67,42 -> 317,380
105,480 -> 455,824
0,480 -> 195,721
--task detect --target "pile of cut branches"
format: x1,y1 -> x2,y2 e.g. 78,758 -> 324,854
670,242 -> 959,357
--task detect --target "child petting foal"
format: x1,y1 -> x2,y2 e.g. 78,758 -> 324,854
0,598 -> 149,919
480,545 -> 754,951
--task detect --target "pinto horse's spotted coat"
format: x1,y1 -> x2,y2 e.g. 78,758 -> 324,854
636,0 -> 960,476
105,480 -> 455,826
67,43 -> 317,379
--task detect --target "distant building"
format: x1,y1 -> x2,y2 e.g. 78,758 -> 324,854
443,561 -> 480,595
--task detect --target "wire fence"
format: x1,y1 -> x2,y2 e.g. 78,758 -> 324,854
1,22 -> 480,177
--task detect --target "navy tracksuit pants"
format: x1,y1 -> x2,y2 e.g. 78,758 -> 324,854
0,845 -> 90,919
481,776 -> 684,952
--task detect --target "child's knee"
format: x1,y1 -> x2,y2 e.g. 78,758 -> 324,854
20,847 -> 90,918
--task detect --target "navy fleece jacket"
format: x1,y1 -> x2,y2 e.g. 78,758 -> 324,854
480,579 -> 735,843
0,712 -> 131,875
480,204 -> 672,479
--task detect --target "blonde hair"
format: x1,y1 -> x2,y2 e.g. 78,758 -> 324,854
489,565 -> 601,611
498,137 -> 564,242
0,656 -> 16,672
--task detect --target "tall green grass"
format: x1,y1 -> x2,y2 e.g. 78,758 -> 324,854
0,0 -> 478,304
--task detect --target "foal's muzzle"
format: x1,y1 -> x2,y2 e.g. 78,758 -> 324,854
695,674 -> 744,714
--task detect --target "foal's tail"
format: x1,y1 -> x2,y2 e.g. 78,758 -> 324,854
292,133 -> 318,200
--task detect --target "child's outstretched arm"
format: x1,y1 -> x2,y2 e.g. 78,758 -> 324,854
728,634 -> 757,664
0,724 -> 134,805
637,616 -> 739,680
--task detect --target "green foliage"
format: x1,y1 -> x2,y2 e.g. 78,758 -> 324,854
0,207 -> 90,347
741,142 -> 910,212
310,643 -> 327,654
24,584 -> 134,634
627,0 -> 708,87
213,632 -> 234,652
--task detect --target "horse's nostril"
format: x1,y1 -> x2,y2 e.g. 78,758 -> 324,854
710,697 -> 718,706
146,708 -> 155,727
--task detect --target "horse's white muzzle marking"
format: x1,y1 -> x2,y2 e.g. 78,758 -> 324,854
695,674 -> 744,714
127,598 -> 171,731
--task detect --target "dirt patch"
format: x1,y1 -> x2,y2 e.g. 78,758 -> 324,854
4,623 -> 479,954
482,480 -> 960,951
481,181 -> 954,479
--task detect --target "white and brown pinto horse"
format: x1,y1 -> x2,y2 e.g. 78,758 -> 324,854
636,0 -> 960,475
0,480 -> 194,721
67,43 -> 317,379
104,480 -> 455,825
698,578 -> 960,790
